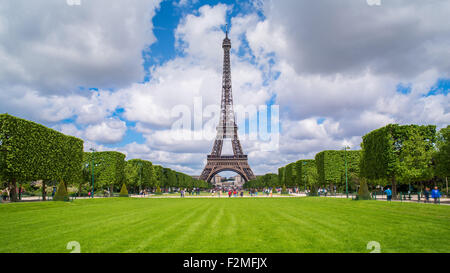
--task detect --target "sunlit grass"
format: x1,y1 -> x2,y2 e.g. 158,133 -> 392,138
0,197 -> 448,253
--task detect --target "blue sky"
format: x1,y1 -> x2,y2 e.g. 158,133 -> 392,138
0,0 -> 449,176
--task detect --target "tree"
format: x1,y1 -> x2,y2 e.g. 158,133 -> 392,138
0,114 -> 83,202
54,180 -> 69,201
360,124 -> 436,198
434,126 -> 450,196
119,183 -> 128,197
124,159 -> 154,193
83,151 -> 126,196
152,165 -> 163,190
284,163 -> 295,188
315,150 -> 361,191
278,167 -> 285,187
357,179 -> 371,200
296,160 -> 318,192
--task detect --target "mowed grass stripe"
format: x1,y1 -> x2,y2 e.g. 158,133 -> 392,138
0,197 -> 449,253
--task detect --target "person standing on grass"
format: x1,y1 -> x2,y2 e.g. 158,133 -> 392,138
424,187 -> 430,203
431,186 -> 441,204
384,187 -> 392,201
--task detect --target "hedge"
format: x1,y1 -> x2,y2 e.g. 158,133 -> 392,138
83,151 -> 125,193
0,114 -> 83,201
315,150 -> 361,186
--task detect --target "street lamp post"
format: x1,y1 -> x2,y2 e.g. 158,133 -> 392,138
90,148 -> 96,198
344,146 -> 350,198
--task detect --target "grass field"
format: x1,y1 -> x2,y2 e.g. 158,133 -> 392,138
0,197 -> 449,253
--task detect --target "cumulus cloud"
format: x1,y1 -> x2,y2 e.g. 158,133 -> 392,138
85,118 -> 127,144
1,1 -> 449,176
0,0 -> 161,93
261,0 -> 450,77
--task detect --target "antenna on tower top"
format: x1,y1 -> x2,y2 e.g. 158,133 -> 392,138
225,23 -> 228,38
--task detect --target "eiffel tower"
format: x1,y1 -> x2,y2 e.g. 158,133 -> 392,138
199,26 -> 255,183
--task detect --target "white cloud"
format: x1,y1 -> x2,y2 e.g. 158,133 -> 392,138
85,118 -> 127,144
0,0 -> 161,93
1,1 -> 449,177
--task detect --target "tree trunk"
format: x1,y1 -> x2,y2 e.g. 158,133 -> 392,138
10,178 -> 18,202
446,177 -> 448,197
78,183 -> 82,197
392,177 -> 398,200
110,184 -> 113,197
42,180 -> 46,201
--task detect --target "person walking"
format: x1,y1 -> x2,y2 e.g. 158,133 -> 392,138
233,189 -> 237,197
423,187 -> 430,203
88,191 -> 91,199
431,186 -> 441,204
2,189 -> 7,201
228,190 -> 232,198
384,187 -> 392,201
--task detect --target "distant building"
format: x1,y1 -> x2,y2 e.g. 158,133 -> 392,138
231,175 -> 241,186
213,175 -> 222,185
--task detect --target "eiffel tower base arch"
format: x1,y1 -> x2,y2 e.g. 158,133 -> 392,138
200,155 -> 255,183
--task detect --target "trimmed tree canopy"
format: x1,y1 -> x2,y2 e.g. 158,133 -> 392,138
0,114 -> 83,184
83,151 -> 125,190
360,124 -> 436,183
315,150 -> 361,186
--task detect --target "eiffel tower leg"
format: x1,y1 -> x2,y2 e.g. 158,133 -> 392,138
211,139 -> 223,156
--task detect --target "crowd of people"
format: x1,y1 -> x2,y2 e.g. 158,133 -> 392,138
384,186 -> 442,203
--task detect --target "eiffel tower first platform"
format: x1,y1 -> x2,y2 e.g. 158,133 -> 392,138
199,27 -> 255,183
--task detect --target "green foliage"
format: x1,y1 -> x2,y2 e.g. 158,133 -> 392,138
124,159 -> 154,190
155,185 -> 162,195
360,124 -> 436,185
357,179 -> 371,200
53,180 -> 69,202
434,125 -> 450,178
284,163 -> 295,187
281,184 -> 288,194
83,151 -> 125,191
278,167 -> 285,186
243,173 -> 278,189
0,114 -> 83,188
119,183 -> 128,197
315,150 -> 361,186
296,160 -> 318,189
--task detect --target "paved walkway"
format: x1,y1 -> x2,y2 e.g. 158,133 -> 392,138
290,192 -> 450,205
3,192 -> 448,206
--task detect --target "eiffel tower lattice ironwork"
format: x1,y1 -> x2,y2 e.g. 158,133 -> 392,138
199,27 -> 255,183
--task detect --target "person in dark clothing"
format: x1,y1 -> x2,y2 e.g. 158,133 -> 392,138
384,187 -> 392,201
423,187 -> 430,203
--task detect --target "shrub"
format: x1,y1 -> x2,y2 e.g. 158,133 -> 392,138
357,179 -> 371,200
119,183 -> 128,197
281,185 -> 288,194
155,186 -> 162,195
53,180 -> 69,201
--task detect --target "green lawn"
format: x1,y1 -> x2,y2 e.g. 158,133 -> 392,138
0,197 -> 449,253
